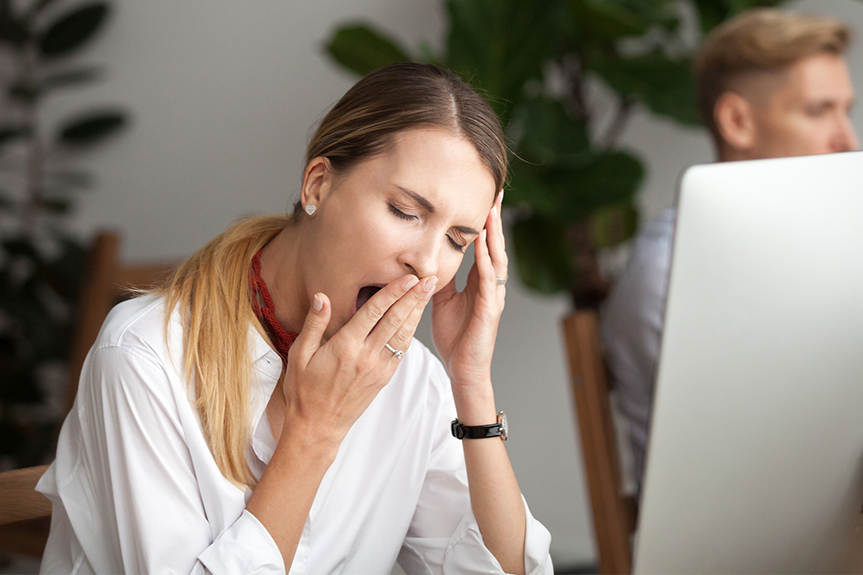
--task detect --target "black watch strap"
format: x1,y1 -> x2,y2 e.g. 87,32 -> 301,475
451,411 -> 507,441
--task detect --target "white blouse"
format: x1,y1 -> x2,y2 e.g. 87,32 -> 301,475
37,295 -> 553,574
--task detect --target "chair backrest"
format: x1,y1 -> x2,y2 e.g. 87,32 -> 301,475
562,309 -> 637,575
0,232 -> 175,559
65,231 -> 175,413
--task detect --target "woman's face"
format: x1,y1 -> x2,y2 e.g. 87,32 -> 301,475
299,127 -> 497,338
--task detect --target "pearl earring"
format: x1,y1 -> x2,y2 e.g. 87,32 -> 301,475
305,204 -> 317,216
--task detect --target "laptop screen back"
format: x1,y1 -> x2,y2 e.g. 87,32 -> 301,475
634,152 -> 863,574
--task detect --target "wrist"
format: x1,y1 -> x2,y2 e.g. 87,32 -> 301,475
451,380 -> 496,426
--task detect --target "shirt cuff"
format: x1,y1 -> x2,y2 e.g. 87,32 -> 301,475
197,510 -> 284,575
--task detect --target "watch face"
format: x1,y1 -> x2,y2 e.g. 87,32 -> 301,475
498,411 -> 508,441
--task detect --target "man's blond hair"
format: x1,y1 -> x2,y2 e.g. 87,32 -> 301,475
695,9 -> 851,142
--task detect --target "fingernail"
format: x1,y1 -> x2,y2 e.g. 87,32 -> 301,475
482,229 -> 487,242
404,276 -> 420,290
313,294 -> 323,312
493,204 -> 498,220
499,190 -> 505,205
423,276 -> 438,298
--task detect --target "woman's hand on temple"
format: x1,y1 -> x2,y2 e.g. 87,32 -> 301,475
280,274 -> 436,449
431,192 -> 507,394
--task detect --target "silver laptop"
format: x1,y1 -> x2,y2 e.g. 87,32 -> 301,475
634,151 -> 863,574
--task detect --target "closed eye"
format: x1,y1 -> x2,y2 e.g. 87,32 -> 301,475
389,204 -> 416,221
391,202 -> 467,253
448,235 -> 466,253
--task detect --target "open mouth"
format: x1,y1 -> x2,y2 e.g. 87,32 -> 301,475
356,285 -> 383,312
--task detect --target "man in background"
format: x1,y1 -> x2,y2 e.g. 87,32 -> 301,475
601,8 -> 858,495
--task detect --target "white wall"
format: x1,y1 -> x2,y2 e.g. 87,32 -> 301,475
45,0 -> 863,567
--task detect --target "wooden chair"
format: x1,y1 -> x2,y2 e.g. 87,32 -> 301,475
562,309 -> 638,574
65,231 -> 175,413
0,232 -> 175,559
0,465 -> 52,557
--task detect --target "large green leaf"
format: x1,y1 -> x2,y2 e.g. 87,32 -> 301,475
445,0 -> 559,120
564,0 -> 647,45
512,150 -> 644,222
39,3 -> 108,58
592,53 -> 700,126
0,1 -> 28,48
514,97 -> 591,164
42,67 -> 103,91
692,0 -> 784,34
512,214 -> 577,294
57,110 -> 127,146
0,125 -> 32,146
325,24 -> 410,76
589,201 -> 639,248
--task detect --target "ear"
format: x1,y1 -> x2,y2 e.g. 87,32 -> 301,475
714,92 -> 757,153
301,157 -> 333,210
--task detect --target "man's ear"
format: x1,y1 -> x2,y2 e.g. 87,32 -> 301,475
715,92 -> 757,153
301,157 -> 333,209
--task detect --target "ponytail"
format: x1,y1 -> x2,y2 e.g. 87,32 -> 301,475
157,215 -> 291,487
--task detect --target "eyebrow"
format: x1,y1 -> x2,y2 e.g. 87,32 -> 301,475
395,185 -> 480,236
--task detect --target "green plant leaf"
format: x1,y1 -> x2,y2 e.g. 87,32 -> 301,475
325,23 -> 410,76
38,3 -> 108,58
692,0 -> 783,34
506,163 -> 559,213
2,237 -> 39,259
517,150 -> 644,222
8,81 -> 39,103
512,214 -> 576,294
445,0 -> 559,120
514,97 -> 591,164
27,0 -> 62,17
589,201 -> 639,248
38,198 -> 72,214
42,67 -> 103,91
592,53 -> 700,126
0,2 -> 29,48
57,110 -> 127,146
565,0 -> 647,43
0,125 -> 32,146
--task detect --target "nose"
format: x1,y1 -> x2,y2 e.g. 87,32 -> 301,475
399,232 -> 441,280
832,112 -> 858,152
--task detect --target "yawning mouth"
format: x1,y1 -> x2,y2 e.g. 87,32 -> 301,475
356,285 -> 382,312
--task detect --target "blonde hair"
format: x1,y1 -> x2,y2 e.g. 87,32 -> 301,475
695,9 -> 851,142
157,215 -> 289,487
159,63 -> 507,487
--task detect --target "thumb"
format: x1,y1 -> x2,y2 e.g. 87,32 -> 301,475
289,293 -> 331,367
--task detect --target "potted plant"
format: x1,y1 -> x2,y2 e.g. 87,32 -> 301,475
323,0 -> 781,308
0,0 -> 128,469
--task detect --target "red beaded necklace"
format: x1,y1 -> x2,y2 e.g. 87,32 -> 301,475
249,249 -> 298,363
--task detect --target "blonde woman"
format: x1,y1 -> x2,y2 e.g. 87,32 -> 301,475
38,63 -> 553,574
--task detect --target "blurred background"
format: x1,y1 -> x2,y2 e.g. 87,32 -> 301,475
1,0 -> 862,570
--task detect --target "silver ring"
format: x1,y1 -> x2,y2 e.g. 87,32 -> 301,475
495,276 -> 507,285
385,342 -> 404,360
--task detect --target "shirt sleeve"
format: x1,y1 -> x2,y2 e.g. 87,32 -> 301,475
55,344 -> 284,575
600,208 -> 676,491
396,367 -> 553,575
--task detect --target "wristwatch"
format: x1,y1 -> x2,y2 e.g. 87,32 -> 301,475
451,411 -> 507,441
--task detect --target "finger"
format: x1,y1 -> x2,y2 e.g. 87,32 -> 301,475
475,228 -> 496,296
381,296 -> 427,361
342,274 -> 420,340
288,292 -> 331,367
486,198 -> 509,282
367,275 -> 436,350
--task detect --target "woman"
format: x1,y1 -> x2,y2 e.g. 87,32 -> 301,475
38,63 -> 553,574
